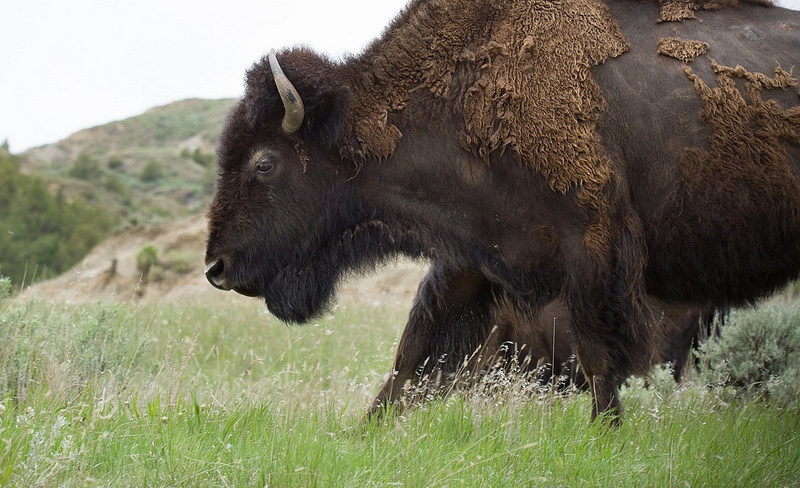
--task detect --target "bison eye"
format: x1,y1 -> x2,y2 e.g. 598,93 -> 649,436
255,158 -> 276,175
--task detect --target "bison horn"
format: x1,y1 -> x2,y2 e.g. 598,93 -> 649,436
268,49 -> 305,134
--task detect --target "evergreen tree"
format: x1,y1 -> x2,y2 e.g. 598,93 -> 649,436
0,152 -> 117,289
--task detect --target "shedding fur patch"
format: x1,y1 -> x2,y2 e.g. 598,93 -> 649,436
658,0 -> 773,23
657,37 -> 709,62
456,0 -> 629,211
344,0 -> 628,212
658,0 -> 705,22
339,0 -> 631,254
684,62 -> 799,154
341,0 -> 500,163
678,61 -> 800,236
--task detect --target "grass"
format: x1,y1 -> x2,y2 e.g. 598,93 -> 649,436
0,296 -> 798,487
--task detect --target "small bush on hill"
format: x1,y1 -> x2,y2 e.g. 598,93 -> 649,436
181,148 -> 215,168
107,155 -> 124,170
68,153 -> 103,180
140,160 -> 163,182
103,174 -> 133,205
136,245 -> 159,282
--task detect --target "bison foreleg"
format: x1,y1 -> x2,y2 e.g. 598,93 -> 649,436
367,263 -> 494,419
565,212 -> 654,423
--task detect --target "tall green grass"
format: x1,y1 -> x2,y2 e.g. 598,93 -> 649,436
0,294 -> 798,487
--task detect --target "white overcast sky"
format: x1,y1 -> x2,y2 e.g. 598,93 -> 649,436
1,0 -> 798,153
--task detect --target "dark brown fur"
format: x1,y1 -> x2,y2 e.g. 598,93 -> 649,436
205,0 -> 800,424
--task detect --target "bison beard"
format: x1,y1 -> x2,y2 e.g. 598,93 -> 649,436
263,218 -> 433,324
205,0 -> 800,425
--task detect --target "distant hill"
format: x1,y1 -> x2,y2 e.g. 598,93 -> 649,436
21,98 -> 235,226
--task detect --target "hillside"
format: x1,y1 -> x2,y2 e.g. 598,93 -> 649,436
21,98 -> 235,225
19,215 -> 428,308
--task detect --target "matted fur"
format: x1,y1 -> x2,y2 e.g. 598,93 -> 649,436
683,62 -> 799,185
339,0 -> 503,163
457,0 -> 628,210
658,0 -> 773,23
681,62 -> 800,228
342,0 -> 628,214
657,37 -> 709,62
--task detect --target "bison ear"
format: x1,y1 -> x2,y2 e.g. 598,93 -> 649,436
301,85 -> 351,150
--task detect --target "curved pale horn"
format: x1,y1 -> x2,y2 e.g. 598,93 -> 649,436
268,49 -> 305,134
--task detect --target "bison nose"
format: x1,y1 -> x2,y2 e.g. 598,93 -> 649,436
204,259 -> 229,291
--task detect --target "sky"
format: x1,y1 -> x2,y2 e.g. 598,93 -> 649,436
0,0 -> 408,153
1,0 -> 798,154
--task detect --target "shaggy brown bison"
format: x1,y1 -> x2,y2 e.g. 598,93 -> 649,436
205,0 -> 800,422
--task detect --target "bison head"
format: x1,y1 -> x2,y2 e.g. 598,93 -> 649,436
204,48 -> 367,323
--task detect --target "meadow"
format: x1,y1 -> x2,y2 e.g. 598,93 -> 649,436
1,286 -> 798,487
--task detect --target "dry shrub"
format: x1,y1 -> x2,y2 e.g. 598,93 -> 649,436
695,299 -> 800,406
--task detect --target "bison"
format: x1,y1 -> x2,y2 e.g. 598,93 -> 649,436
204,0 -> 800,423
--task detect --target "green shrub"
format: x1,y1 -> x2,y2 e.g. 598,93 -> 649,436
103,174 -> 132,205
139,160 -> 163,182
0,302 -> 148,401
0,152 -> 116,287
68,153 -> 102,180
191,148 -> 215,167
181,148 -> 216,168
696,300 -> 800,405
136,245 -> 159,282
107,155 -> 124,170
